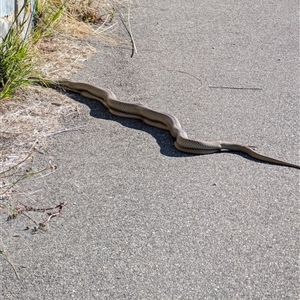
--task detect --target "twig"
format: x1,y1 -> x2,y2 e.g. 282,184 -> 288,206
39,125 -> 86,137
208,86 -> 262,91
41,202 -> 67,225
17,200 -> 64,213
7,201 -> 67,231
118,1 -> 137,58
163,65 -> 203,88
16,202 -> 67,226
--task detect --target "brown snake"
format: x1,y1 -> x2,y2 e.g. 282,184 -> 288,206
44,79 -> 300,170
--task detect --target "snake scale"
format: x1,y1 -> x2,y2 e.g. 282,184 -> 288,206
44,79 -> 300,170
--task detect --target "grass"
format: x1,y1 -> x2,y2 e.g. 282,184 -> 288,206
0,0 -> 132,227
0,2 -> 35,99
0,28 -> 33,98
0,0 -> 66,99
32,0 -> 65,42
0,0 -> 119,99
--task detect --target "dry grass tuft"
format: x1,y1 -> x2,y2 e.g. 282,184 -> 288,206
0,86 -> 79,171
53,0 -> 125,44
33,36 -> 97,79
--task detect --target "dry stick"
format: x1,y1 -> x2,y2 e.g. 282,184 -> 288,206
11,202 -> 66,230
163,65 -> 203,88
126,1 -> 137,55
17,200 -> 64,213
11,201 -> 65,228
39,125 -> 86,138
209,86 -> 262,91
118,1 -> 137,58
41,202 -> 67,226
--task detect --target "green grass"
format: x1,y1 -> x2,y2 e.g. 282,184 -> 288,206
0,4 -> 34,99
32,0 -> 65,42
0,31 -> 36,99
0,0 -> 65,99
0,0 -> 119,99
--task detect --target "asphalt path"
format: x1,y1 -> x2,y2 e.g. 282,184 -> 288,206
2,0 -> 299,299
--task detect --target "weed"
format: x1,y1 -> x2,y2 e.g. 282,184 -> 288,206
32,0 -> 65,42
0,0 -> 69,99
0,0 -> 118,99
0,2 -> 35,99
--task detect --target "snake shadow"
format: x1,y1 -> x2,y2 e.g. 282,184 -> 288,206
67,91 -> 185,157
65,91 -> 262,163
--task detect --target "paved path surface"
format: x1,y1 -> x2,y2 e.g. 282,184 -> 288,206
2,1 -> 299,299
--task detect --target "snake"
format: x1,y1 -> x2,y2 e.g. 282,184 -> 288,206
42,79 -> 300,170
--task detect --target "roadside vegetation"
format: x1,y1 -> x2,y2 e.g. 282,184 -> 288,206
0,0 -> 118,99
0,0 -> 130,233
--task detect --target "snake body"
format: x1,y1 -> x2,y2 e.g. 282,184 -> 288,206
46,80 -> 300,170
